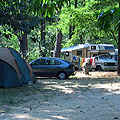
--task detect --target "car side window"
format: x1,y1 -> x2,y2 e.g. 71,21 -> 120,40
47,59 -> 54,65
48,59 -> 61,65
39,58 -> 48,65
54,60 -> 61,65
32,59 -> 49,65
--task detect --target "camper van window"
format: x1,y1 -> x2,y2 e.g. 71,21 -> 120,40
91,46 -> 96,50
77,50 -> 82,56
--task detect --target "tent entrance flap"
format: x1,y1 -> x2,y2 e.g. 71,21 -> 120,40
0,60 -> 20,87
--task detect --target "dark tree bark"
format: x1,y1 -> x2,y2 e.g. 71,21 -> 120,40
69,25 -> 75,39
75,0 -> 78,8
53,30 -> 62,58
79,34 -> 83,43
117,2 -> 120,75
117,25 -> 120,75
19,32 -> 28,59
69,0 -> 77,39
41,18 -> 46,57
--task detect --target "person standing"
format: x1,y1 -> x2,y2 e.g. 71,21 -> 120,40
82,58 -> 91,75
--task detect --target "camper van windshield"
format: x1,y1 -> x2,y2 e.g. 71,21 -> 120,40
99,54 -> 111,59
104,46 -> 114,50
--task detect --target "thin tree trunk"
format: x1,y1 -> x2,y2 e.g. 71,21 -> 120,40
69,25 -> 75,39
19,32 -> 28,59
53,30 -> 62,58
75,0 -> 78,8
69,0 -> 77,39
79,34 -> 83,43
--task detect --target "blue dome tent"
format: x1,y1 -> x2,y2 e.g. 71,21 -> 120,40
0,47 -> 33,88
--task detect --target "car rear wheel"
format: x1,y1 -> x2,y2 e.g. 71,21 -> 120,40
57,72 -> 67,80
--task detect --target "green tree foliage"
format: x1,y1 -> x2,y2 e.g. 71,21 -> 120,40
0,0 -> 68,59
1,0 -> 120,61
57,0 -> 119,47
0,0 -> 42,58
94,0 -> 120,75
0,25 -> 19,50
58,2 -> 97,47
27,25 -> 56,61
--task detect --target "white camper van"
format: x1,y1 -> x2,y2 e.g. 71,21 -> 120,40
61,43 -> 116,71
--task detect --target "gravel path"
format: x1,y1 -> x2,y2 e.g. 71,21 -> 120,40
0,72 -> 120,120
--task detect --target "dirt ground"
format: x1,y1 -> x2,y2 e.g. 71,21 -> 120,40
0,71 -> 120,120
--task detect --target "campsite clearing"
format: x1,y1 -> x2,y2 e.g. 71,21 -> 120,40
0,71 -> 120,120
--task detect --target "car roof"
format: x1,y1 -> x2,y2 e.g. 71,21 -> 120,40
37,57 -> 62,60
29,57 -> 63,64
38,57 -> 60,59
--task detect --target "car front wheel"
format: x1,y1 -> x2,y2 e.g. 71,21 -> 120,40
96,66 -> 102,71
57,72 -> 67,80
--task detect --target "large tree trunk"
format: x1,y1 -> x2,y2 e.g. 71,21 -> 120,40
117,2 -> 120,75
41,18 -> 46,57
53,30 -> 62,58
117,24 -> 120,75
19,32 -> 28,59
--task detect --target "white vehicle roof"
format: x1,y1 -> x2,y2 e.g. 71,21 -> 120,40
61,43 -> 115,52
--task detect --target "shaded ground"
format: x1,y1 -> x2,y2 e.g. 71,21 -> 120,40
0,71 -> 120,120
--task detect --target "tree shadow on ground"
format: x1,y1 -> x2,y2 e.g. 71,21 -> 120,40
0,72 -> 120,120
0,72 -> 120,105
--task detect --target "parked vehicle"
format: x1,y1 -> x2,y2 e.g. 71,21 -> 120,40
29,57 -> 75,80
94,54 -> 117,71
61,43 -> 115,70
